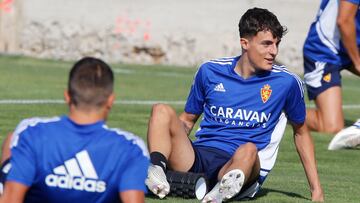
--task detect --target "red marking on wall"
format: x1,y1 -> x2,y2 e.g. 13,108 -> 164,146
143,32 -> 150,41
113,14 -> 152,48
0,0 -> 13,13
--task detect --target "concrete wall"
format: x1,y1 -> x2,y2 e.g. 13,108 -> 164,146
0,0 -> 22,52
0,0 -> 320,72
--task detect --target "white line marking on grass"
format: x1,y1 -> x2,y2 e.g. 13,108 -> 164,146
0,100 -> 64,104
113,69 -> 135,74
0,99 -> 186,105
343,105 -> 360,109
307,104 -> 360,109
1,100 -> 360,109
116,100 -> 185,105
113,68 -> 190,77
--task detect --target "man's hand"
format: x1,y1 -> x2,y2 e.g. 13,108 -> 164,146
311,185 -> 324,202
179,112 -> 200,136
349,63 -> 360,76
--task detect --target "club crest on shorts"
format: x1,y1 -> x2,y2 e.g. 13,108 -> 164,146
323,73 -> 331,82
261,84 -> 272,103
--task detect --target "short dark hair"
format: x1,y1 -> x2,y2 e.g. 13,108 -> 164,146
68,57 -> 114,109
239,7 -> 287,39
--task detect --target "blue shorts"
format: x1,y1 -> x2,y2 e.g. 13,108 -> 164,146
189,145 -> 232,188
303,56 -> 351,100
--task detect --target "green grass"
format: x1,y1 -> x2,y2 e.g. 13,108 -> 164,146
0,56 -> 359,202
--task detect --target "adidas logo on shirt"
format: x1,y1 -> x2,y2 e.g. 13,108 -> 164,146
214,83 -> 226,92
45,150 -> 106,193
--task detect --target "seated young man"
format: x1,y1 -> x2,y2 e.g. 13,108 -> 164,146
145,8 -> 324,202
0,57 -> 149,203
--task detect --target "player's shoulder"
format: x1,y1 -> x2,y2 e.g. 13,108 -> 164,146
102,126 -> 149,157
271,64 -> 302,83
195,56 -> 238,79
14,116 -> 61,134
271,64 -> 305,95
11,116 -> 61,147
200,56 -> 237,70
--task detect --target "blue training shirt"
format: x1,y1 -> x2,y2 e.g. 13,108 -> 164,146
185,56 -> 305,156
7,116 -> 149,203
303,0 -> 360,65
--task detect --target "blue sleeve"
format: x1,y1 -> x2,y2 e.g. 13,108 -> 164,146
7,129 -> 36,186
284,77 -> 306,124
118,146 -> 149,192
184,65 -> 206,114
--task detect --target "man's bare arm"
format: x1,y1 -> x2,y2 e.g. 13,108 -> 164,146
292,122 -> 324,202
119,190 -> 145,203
0,181 -> 28,203
338,0 -> 360,75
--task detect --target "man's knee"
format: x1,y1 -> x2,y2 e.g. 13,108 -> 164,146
233,142 -> 258,160
324,122 -> 344,134
320,117 -> 344,133
151,103 -> 176,118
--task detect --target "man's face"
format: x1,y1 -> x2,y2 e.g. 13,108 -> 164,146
242,30 -> 280,71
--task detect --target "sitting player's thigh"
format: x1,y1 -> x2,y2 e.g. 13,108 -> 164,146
167,119 -> 195,172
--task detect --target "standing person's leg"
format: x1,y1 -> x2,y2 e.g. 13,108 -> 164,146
146,104 -> 195,198
306,86 -> 344,133
327,63 -> 360,149
303,56 -> 345,134
203,143 -> 260,202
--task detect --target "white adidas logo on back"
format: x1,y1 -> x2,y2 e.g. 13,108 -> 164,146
45,150 -> 106,193
214,83 -> 226,92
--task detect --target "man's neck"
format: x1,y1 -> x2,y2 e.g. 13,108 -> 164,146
234,55 -> 256,79
68,106 -> 107,125
234,54 -> 267,79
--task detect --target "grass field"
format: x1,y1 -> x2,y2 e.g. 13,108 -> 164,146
0,56 -> 359,202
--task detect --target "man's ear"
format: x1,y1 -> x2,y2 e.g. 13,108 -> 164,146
64,90 -> 71,105
240,37 -> 249,50
106,93 -> 115,109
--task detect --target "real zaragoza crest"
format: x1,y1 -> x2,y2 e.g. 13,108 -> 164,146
323,73 -> 331,82
261,84 -> 272,103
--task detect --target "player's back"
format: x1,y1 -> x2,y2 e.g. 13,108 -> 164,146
7,116 -> 149,203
